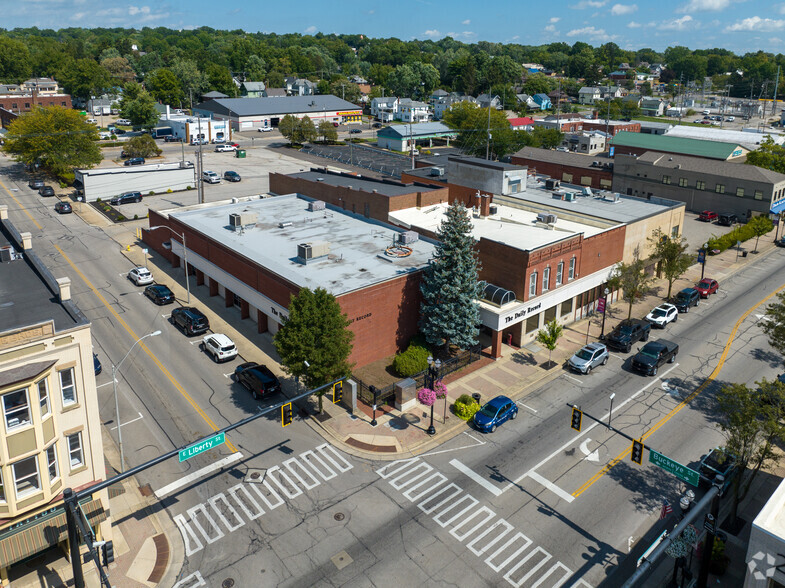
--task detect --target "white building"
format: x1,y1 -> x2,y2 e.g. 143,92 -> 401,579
371,97 -> 399,122
74,162 -> 196,201
397,99 -> 431,123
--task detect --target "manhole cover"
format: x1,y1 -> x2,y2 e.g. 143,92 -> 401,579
222,579 -> 235,588
250,472 -> 261,480
334,512 -> 345,521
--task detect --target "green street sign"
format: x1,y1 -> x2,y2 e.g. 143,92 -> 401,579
179,432 -> 226,462
649,450 -> 700,487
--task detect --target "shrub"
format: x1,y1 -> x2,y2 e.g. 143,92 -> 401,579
149,191 -> 155,195
117,215 -> 125,221
96,197 -> 101,202
186,185 -> 193,190
134,214 -> 139,220
707,219 -> 770,253
167,188 -> 173,193
392,344 -> 430,377
453,394 -> 480,421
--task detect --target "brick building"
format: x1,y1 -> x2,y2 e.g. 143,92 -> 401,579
510,146 -> 614,190
582,119 -> 641,136
143,195 -> 437,369
0,78 -> 71,116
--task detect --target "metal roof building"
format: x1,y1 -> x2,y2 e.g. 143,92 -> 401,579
610,131 -> 748,161
376,122 -> 457,152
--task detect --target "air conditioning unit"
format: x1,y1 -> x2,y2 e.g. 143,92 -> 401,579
308,200 -> 326,212
563,192 -> 575,202
229,212 -> 258,230
430,166 -> 445,176
297,241 -> 330,260
489,204 -> 498,216
398,231 -> 419,245
536,212 -> 558,224
279,221 -> 293,228
545,179 -> 561,190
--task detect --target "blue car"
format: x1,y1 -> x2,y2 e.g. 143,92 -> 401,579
93,354 -> 102,376
473,395 -> 518,433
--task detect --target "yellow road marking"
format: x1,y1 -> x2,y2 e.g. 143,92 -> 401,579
0,177 -> 237,453
572,284 -> 785,498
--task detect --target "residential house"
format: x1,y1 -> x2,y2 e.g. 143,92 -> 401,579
608,70 -> 630,82
532,94 -> 552,110
20,78 -> 61,95
618,63 -> 632,72
649,64 -> 665,77
516,94 -> 540,110
397,98 -> 431,123
350,75 -> 368,85
548,90 -> 570,107
284,77 -> 316,96
640,97 -> 668,117
535,114 -> 584,132
508,117 -> 535,131
599,86 -> 624,100
430,89 -> 449,104
263,88 -> 286,98
476,94 -> 502,109
433,94 -> 477,120
578,87 -> 601,105
356,84 -> 371,104
623,95 -> 643,109
240,81 -> 266,98
371,96 -> 399,122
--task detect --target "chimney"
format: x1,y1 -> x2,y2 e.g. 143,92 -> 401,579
56,277 -> 71,302
20,231 -> 32,250
474,190 -> 481,210
480,193 -> 491,217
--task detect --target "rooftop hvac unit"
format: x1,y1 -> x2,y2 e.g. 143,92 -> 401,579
430,166 -> 445,176
279,221 -> 293,228
545,179 -> 561,190
536,212 -> 558,224
582,186 -> 593,197
563,192 -> 576,202
0,246 -> 13,263
229,212 -> 258,230
308,200 -> 326,212
398,231 -> 419,245
297,241 -> 331,261
489,204 -> 498,215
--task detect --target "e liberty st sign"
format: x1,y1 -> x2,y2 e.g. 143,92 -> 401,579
179,432 -> 226,462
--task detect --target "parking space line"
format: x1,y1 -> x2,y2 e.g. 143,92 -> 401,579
517,402 -> 538,413
563,374 -> 582,384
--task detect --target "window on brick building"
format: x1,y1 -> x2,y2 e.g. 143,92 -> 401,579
678,178 -> 688,187
568,257 -> 576,280
696,180 -> 706,190
662,175 -> 671,184
542,267 -> 550,292
556,262 -> 563,286
529,272 -> 537,297
736,187 -> 744,197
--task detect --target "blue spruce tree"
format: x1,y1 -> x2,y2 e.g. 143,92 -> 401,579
419,201 -> 483,352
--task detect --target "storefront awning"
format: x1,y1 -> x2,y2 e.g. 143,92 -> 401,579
0,498 -> 107,567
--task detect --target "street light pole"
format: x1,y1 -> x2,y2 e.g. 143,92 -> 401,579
600,287 -> 610,339
112,330 -> 161,472
426,356 -> 441,436
149,225 -> 191,304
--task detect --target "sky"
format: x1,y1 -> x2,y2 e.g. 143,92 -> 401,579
6,0 -> 785,55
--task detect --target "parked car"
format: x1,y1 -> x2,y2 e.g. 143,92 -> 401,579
699,447 -> 738,497
605,318 -> 651,353
257,126 -> 273,132
170,306 -> 209,335
98,131 -> 111,140
372,122 -> 383,128
164,135 -> 182,142
229,142 -> 240,148
349,128 -> 362,134
332,122 -> 339,127
646,303 -> 678,328
28,178 -> 45,190
726,116 -> 735,122
116,118 -> 132,126
631,339 -> 679,376
128,266 -> 154,286
202,171 -> 221,184
110,191 -> 142,205
567,342 -> 609,374
190,138 -> 208,145
86,118 -> 98,124
698,210 -> 718,222
144,284 -> 175,305
702,109 -> 711,115
54,201 -> 72,214
201,334 -> 238,363
717,213 -> 738,226
124,157 -> 145,166
673,288 -> 700,312
223,171 -> 241,182
38,186 -> 55,197
215,144 -> 237,152
234,362 -> 281,399
93,354 -> 102,376
777,235 -> 785,248
695,278 -> 719,298
473,395 -> 518,433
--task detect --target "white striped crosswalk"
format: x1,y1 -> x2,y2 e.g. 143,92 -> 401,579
172,443 -> 352,556
376,458 -> 593,588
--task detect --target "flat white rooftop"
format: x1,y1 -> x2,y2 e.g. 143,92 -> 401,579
389,201 -> 609,252
168,194 -> 437,296
753,476 -> 785,539
76,161 -> 193,176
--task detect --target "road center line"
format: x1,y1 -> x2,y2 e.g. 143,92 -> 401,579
449,458 -> 509,496
155,452 -> 244,499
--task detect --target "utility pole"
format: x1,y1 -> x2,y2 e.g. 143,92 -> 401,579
774,66 -> 781,126
486,83 -> 492,160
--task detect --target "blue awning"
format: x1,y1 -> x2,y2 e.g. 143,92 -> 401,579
771,200 -> 785,214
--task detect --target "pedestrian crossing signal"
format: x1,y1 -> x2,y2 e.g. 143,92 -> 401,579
571,407 -> 582,432
282,403 -> 293,427
333,381 -> 343,404
631,439 -> 644,465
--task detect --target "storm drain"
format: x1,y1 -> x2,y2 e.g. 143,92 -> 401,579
331,550 -> 353,571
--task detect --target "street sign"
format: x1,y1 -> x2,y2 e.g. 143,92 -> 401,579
649,450 -> 700,487
178,432 -> 226,462
597,298 -> 606,313
703,513 -> 716,534
697,250 -> 705,264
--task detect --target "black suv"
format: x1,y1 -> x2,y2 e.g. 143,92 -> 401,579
38,185 -> 55,197
170,307 -> 210,336
605,318 -> 651,353
124,157 -> 145,166
234,362 -> 281,400
717,213 -> 738,226
673,288 -> 700,312
110,191 -> 142,205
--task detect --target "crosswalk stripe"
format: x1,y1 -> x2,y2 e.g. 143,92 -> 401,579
172,571 -> 207,588
417,483 -> 462,515
251,476 -> 285,510
300,449 -> 337,481
466,519 -> 515,556
227,483 -> 265,520
266,465 -> 303,499
485,531 -> 533,573
208,493 -> 245,532
402,472 -> 447,501
173,514 -> 204,556
376,457 -> 419,479
284,457 -> 321,490
450,506 -> 496,542
317,443 -> 353,472
187,503 -> 225,544
531,563 -> 572,588
390,461 -> 433,490
504,546 -> 551,588
433,494 -> 479,528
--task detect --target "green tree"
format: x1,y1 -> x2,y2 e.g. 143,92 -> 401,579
0,37 -> 32,83
317,120 -> 337,143
647,229 -> 694,300
487,55 -> 522,88
610,247 -> 654,319
273,287 -> 354,413
2,106 -> 102,180
118,82 -> 159,130
101,56 -> 136,86
171,58 -> 208,107
762,291 -> 785,362
522,73 -> 552,96
123,134 -> 162,158
297,116 -> 318,144
530,126 -> 563,149
746,137 -> 785,174
716,379 -> 785,526
205,64 -> 237,97
278,114 -> 298,143
386,64 -> 419,97
58,58 -> 111,103
146,68 -> 184,107
640,81 -> 652,96
419,201 -> 483,353
748,215 -> 773,252
536,320 -> 563,367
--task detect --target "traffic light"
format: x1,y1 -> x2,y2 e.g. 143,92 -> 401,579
631,439 -> 644,465
333,381 -> 343,404
570,407 -> 582,432
281,403 -> 293,427
101,540 -> 114,566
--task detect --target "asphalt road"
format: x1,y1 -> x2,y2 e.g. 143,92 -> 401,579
2,151 -> 784,588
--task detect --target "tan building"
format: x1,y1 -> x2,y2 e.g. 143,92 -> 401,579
0,206 -> 109,585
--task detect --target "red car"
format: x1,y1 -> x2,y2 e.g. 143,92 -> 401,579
695,278 -> 719,297
699,211 -> 718,222
229,142 -> 240,148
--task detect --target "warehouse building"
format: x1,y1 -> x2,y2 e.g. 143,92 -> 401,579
74,161 -> 196,202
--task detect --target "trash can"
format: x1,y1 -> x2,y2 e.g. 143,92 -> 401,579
742,250 -> 748,258
236,149 -> 246,158
472,393 -> 481,405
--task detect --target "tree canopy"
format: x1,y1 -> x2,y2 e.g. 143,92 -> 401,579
647,229 -> 693,300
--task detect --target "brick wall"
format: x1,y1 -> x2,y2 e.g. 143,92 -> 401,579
582,121 -> 641,136
0,95 -> 72,113
579,226 -> 626,276
508,155 -> 613,190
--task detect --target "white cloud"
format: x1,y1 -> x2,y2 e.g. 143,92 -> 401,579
659,15 -> 694,30
678,0 -> 730,13
627,20 -> 642,28
128,6 -> 151,16
566,26 -> 614,41
304,25 -> 317,34
571,0 -> 608,8
423,29 -> 442,38
462,19 -> 471,25
544,25 -> 557,32
549,16 -> 561,23
611,3 -> 637,15
446,31 -> 477,40
778,3 -> 785,15
725,16 -> 785,31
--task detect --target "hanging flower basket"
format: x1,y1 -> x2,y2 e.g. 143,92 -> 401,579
433,380 -> 447,399
417,387 -> 437,406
